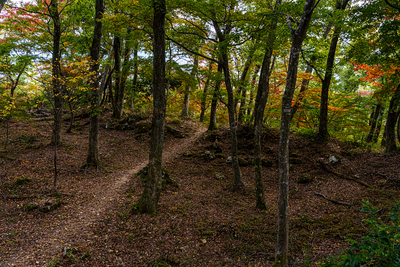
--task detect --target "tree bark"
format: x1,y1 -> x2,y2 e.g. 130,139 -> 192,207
291,25 -> 331,121
86,0 -> 104,167
49,0 -> 63,147
373,107 -> 384,143
200,62 -> 213,123
181,55 -> 199,117
112,35 -> 122,119
212,18 -> 244,187
317,0 -> 350,140
208,64 -> 222,131
136,0 -> 166,214
397,110 -> 400,144
247,65 -> 261,119
366,103 -> 382,143
385,84 -> 400,153
0,0 -> 6,13
253,0 -> 281,211
237,42 -> 257,124
276,1 -> 316,266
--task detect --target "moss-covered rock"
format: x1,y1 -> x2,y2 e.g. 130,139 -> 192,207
296,175 -> 313,184
289,158 -> 302,164
135,121 -> 152,134
262,158 -> 273,167
238,157 -> 251,166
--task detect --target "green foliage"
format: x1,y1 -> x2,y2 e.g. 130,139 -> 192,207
317,200 -> 400,267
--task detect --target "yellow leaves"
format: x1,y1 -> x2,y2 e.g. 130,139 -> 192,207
328,105 -> 348,112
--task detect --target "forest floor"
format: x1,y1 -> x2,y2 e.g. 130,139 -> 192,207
0,109 -> 399,267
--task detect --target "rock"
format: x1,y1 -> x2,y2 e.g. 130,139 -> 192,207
204,151 -> 215,160
206,143 -> 222,154
329,155 -> 339,165
226,156 -> 232,164
262,158 -> 273,167
289,158 -> 302,164
215,172 -> 225,180
135,121 -> 152,134
264,147 -> 274,154
238,157 -> 250,166
215,153 -> 225,159
296,175 -> 314,184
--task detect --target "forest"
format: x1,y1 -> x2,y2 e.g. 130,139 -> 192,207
0,0 -> 400,266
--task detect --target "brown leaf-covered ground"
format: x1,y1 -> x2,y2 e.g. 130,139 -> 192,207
0,111 -> 399,267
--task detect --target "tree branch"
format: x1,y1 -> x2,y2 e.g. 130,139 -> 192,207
301,50 -> 324,82
166,35 -> 221,64
385,0 -> 400,11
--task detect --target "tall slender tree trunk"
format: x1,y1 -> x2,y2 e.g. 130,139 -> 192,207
397,110 -> 400,144
208,64 -> 222,131
181,55 -> 199,117
385,84 -> 400,153
317,0 -> 350,140
49,0 -> 62,147
86,0 -> 104,167
200,62 -> 213,123
118,29 -> 134,112
291,25 -> 331,121
373,108 -> 384,143
247,65 -> 261,119
112,35 -> 122,119
237,42 -> 257,124
136,0 -> 166,214
275,1 -> 316,265
212,19 -> 244,187
253,0 -> 281,210
366,103 -> 382,142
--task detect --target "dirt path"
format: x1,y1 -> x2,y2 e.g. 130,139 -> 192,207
3,125 -> 206,267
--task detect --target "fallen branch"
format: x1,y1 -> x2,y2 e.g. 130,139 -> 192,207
318,161 -> 371,188
315,193 -> 352,206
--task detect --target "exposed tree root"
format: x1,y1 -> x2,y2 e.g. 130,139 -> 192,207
318,161 -> 371,188
315,193 -> 352,206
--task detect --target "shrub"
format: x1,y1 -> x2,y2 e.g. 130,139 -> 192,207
318,200 -> 400,267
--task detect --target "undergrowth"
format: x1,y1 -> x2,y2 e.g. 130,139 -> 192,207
313,200 -> 400,267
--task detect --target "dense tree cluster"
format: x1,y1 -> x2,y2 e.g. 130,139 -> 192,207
1,0 -> 400,265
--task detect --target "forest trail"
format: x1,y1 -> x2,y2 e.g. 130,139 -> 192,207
3,123 -> 207,267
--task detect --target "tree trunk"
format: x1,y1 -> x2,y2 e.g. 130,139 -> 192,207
212,19 -> 244,187
112,35 -> 122,119
208,64 -> 222,131
237,42 -> 257,124
276,1 -> 315,266
253,1 -> 280,210
0,0 -> 6,13
385,84 -> 400,153
247,65 -> 261,119
181,55 -> 199,117
49,0 -> 63,147
86,0 -> 104,167
397,110 -> 400,144
135,0 -> 166,214
373,110 -> 383,143
291,24 -> 331,121
200,62 -> 213,123
366,103 -> 382,143
118,29 -> 134,113
65,101 -> 74,133
317,0 -> 350,140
